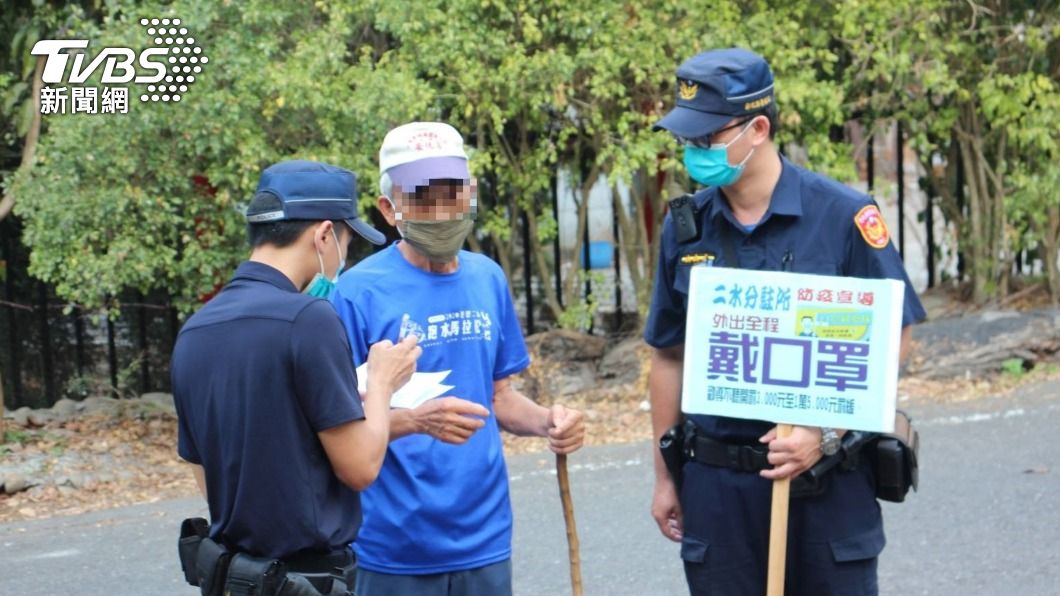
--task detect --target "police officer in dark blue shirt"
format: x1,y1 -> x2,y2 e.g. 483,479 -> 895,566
645,49 -> 926,595
172,160 -> 421,595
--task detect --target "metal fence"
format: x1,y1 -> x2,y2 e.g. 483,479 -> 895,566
1,217 -> 179,410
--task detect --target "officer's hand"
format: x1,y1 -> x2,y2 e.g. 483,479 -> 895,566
758,425 -> 823,480
366,335 -> 421,396
546,404 -> 585,454
651,477 -> 683,543
413,397 -> 489,444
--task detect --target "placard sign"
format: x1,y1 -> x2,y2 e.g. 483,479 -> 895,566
682,266 -> 905,433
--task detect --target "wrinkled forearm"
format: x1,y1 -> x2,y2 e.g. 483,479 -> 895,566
388,407 -> 423,441
494,384 -> 549,437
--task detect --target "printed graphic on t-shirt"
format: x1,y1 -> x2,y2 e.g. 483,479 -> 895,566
399,310 -> 493,347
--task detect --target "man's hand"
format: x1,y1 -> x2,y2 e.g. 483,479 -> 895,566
546,404 -> 585,454
323,335 -> 421,491
758,425 -> 824,480
366,335 -> 421,396
412,397 -> 489,444
651,477 -> 683,542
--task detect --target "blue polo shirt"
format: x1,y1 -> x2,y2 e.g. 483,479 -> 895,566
172,261 -> 365,559
644,156 -> 926,443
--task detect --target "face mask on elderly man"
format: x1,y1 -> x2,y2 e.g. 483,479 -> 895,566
390,179 -> 478,262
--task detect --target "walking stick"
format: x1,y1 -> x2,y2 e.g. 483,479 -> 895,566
556,453 -> 583,596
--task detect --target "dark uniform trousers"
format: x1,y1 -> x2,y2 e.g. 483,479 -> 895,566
679,461 -> 883,596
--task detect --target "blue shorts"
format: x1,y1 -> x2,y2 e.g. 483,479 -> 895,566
354,559 -> 512,596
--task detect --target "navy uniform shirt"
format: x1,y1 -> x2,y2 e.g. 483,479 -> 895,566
172,261 -> 365,559
644,156 -> 926,443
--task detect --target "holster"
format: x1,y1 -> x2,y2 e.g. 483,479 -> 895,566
873,409 -> 920,502
659,423 -> 686,491
793,429 -> 876,498
177,517 -> 233,595
195,536 -> 231,596
225,553 -> 288,596
178,517 -> 209,586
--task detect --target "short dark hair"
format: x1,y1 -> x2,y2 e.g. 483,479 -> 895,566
245,192 -> 340,248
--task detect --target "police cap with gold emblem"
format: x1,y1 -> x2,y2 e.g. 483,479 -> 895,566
654,48 -> 775,140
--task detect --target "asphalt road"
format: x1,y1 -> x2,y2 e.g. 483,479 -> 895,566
1,378 -> 1057,595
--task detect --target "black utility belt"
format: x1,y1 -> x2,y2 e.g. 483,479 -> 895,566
178,517 -> 356,596
685,432 -> 771,473
660,414 -> 920,503
682,424 -> 840,498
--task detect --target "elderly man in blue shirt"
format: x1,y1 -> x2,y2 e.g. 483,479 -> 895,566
331,122 -> 586,596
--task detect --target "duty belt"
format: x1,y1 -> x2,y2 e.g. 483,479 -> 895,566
678,420 -> 874,499
284,548 -> 356,594
684,430 -> 771,473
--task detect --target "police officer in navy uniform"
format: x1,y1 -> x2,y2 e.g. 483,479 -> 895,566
172,160 -> 421,595
645,49 -> 926,595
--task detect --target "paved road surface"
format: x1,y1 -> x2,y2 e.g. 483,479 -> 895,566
2,378 -> 1057,595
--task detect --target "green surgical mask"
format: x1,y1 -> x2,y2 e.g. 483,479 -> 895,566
304,229 -> 343,299
399,218 -> 474,262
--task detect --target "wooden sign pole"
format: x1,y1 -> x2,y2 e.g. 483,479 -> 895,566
766,423 -> 793,596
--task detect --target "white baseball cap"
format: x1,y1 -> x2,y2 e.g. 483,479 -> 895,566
379,122 -> 470,190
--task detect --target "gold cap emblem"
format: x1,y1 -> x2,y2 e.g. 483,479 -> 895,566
678,80 -> 698,101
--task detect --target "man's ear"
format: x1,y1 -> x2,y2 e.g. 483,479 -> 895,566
751,114 -> 772,144
311,220 -> 334,252
378,196 -> 398,227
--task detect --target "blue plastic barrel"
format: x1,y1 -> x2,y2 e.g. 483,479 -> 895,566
580,240 -> 613,269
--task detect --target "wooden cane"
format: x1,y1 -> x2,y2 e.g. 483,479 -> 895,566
556,453 -> 584,596
766,423 -> 793,596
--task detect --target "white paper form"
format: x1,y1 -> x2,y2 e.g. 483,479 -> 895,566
355,364 -> 454,409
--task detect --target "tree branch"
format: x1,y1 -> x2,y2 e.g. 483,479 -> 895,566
0,55 -> 45,222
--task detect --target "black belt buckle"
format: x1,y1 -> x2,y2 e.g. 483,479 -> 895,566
738,445 -> 759,471
725,443 -> 767,472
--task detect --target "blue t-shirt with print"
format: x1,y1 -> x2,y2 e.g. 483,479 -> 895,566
330,244 -> 531,574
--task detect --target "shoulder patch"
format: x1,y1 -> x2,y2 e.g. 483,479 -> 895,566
854,205 -> 890,249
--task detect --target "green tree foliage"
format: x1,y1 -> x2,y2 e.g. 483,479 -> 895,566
12,0 -> 432,311
338,0 -> 857,322
7,0 -> 1060,320
836,0 -> 1060,303
1,1 -> 107,220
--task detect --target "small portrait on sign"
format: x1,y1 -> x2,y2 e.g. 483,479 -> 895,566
797,307 -> 873,341
798,314 -> 816,337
